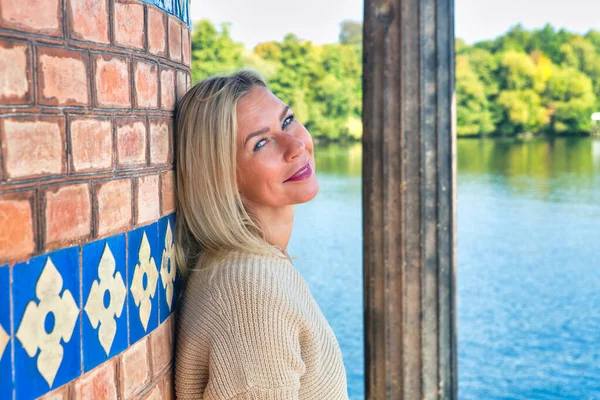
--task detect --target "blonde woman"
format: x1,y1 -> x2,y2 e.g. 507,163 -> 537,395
174,70 -> 349,399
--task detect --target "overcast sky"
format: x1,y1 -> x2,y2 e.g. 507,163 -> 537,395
190,0 -> 600,49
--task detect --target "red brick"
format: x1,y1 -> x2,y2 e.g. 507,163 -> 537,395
120,338 -> 150,399
68,0 -> 109,44
38,47 -> 89,106
1,117 -> 65,181
163,372 -> 174,400
176,69 -> 187,100
39,383 -> 70,399
136,175 -> 159,224
44,183 -> 91,247
147,7 -> 166,56
141,385 -> 162,400
73,359 -> 118,400
0,40 -> 31,104
95,178 -> 132,238
182,28 -> 190,67
160,68 -> 175,111
161,170 -> 175,215
116,118 -> 146,168
0,0 -> 62,36
0,192 -> 35,263
149,119 -> 169,165
150,318 -> 173,376
94,54 -> 131,108
167,17 -> 181,62
114,2 -> 144,50
134,60 -> 158,109
70,117 -> 112,172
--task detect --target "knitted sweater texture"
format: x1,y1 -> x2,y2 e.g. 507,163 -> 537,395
175,251 -> 349,399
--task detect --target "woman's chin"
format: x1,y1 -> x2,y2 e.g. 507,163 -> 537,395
295,179 -> 319,204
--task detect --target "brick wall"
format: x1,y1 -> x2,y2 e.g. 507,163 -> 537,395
0,0 -> 190,398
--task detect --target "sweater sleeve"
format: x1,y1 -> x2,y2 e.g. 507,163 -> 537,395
202,260 -> 307,399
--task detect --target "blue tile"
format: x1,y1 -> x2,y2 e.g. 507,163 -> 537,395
81,234 -> 128,372
181,0 -> 190,25
175,0 -> 189,25
158,214 -> 178,323
139,0 -> 183,23
173,0 -> 181,22
128,223 -> 160,344
165,0 -> 175,15
0,264 -> 12,399
13,247 -> 81,400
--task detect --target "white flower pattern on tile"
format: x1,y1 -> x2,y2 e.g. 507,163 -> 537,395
130,232 -> 158,331
15,257 -> 79,387
0,324 -> 8,361
84,243 -> 127,355
160,220 -> 176,311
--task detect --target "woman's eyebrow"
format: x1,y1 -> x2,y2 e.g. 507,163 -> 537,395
244,127 -> 269,146
279,105 -> 290,121
243,105 -> 291,146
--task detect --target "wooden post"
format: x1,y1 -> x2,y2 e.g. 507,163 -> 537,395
362,0 -> 457,398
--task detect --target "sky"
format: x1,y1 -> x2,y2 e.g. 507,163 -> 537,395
190,0 -> 600,49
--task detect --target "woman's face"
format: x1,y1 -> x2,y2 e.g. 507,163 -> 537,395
235,86 -> 318,212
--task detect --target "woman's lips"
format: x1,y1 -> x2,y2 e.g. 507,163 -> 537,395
284,162 -> 312,183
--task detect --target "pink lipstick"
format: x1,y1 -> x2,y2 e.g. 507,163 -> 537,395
284,162 -> 312,183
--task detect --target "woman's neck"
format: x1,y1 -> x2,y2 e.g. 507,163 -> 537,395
251,205 -> 294,254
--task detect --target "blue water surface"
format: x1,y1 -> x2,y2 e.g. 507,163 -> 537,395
289,173 -> 364,400
289,139 -> 600,399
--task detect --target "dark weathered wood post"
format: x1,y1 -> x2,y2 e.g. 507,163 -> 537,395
362,0 -> 457,398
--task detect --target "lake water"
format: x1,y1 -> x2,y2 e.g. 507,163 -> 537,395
288,138 -> 600,399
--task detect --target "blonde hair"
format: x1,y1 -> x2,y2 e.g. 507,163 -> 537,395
173,70 -> 282,277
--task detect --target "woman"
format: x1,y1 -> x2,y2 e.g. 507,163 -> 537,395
174,70 -> 349,399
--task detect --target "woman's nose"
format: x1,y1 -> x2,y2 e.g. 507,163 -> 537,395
283,133 -> 305,162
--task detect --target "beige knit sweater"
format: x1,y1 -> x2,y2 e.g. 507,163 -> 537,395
174,251 -> 349,399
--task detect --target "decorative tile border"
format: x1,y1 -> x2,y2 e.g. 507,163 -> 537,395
0,214 -> 177,400
81,235 -> 128,372
139,0 -> 191,26
0,266 -> 11,397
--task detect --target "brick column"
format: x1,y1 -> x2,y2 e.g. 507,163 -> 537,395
0,0 -> 190,398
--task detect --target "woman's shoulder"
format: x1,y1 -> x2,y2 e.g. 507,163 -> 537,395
181,250 -> 307,334
185,249 -> 299,301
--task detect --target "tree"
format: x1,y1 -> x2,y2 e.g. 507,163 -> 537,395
527,24 -> 574,64
339,20 -> 362,46
190,20 -> 244,82
189,19 -> 600,140
559,37 -> 600,108
455,55 -> 496,136
498,51 -> 537,91
544,67 -> 596,133
496,89 -> 548,135
494,24 -> 530,53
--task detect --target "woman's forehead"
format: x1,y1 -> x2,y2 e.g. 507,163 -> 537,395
237,87 -> 286,136
238,86 -> 283,116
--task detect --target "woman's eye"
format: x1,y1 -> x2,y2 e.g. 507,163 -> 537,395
253,138 -> 267,151
282,114 -> 295,129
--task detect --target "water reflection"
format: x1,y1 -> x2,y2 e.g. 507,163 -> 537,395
459,138 -> 600,204
314,142 -> 362,176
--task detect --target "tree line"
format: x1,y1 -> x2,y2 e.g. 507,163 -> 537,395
191,20 -> 600,140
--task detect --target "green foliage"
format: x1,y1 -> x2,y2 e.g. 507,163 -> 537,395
544,66 -> 596,133
190,20 -> 244,82
339,20 -> 362,46
190,20 -> 600,140
456,55 -> 496,136
457,24 -> 598,137
190,20 -> 362,142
